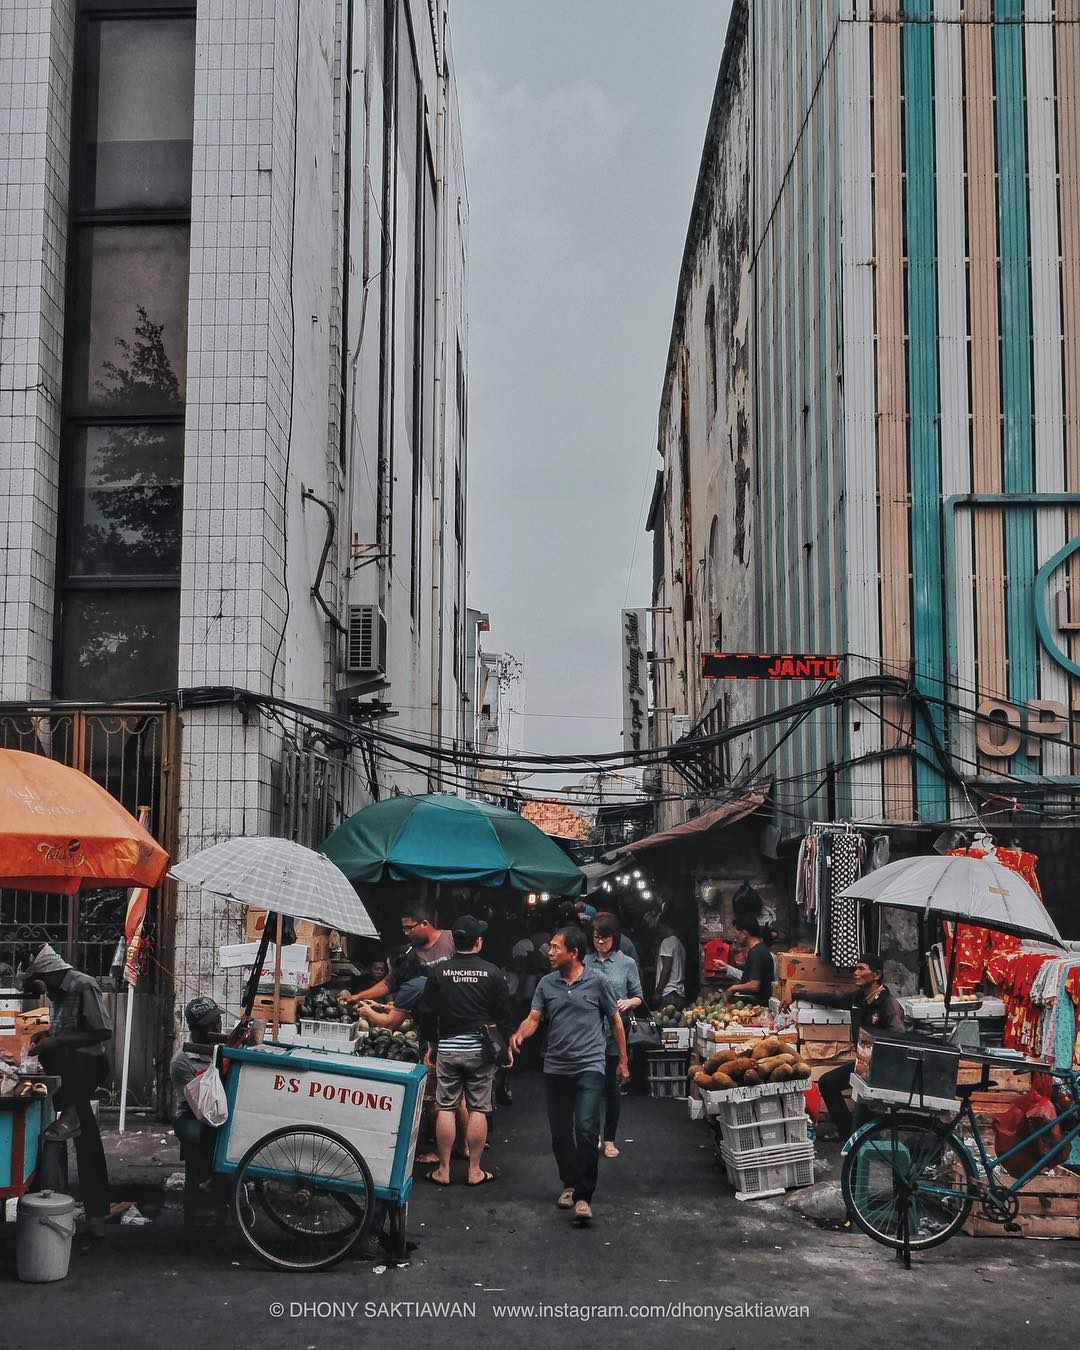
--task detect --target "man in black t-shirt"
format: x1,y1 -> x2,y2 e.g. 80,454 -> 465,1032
725,920 -> 775,1003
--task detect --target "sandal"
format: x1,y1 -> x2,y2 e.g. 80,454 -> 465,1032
467,1171 -> 496,1187
425,1171 -> 451,1187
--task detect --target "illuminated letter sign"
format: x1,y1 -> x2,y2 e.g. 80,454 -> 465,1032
701,653 -> 843,681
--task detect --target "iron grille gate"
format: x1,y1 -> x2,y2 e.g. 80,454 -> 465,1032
0,706 -> 179,1112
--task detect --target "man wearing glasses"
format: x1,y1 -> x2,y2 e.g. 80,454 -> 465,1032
345,901 -> 456,1005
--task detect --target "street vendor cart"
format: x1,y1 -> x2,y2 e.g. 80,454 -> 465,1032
214,1043 -> 426,1271
0,1093 -> 47,1203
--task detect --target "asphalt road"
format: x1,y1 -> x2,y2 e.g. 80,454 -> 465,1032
3,1071 -> 1079,1350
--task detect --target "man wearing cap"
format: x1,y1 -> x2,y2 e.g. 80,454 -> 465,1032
170,996 -> 225,1194
423,915 -> 514,1187
19,943 -> 113,1237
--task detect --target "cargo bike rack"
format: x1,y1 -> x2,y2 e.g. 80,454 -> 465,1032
842,1044 -> 1080,1269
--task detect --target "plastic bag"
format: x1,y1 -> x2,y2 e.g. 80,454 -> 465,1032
994,1084 -> 1061,1178
184,1045 -> 229,1127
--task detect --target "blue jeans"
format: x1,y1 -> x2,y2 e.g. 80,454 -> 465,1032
544,1070 -> 605,1202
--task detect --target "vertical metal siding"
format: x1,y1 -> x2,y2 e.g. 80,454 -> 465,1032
903,2 -> 948,819
839,16 -> 884,817
1055,2 -> 1080,769
934,2 -> 977,805
872,16 -> 915,818
1026,1 -> 1070,780
994,2 -> 1038,764
964,13 -> 1008,766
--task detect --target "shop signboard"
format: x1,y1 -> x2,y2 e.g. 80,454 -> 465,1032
701,652 -> 842,680
621,609 -> 648,754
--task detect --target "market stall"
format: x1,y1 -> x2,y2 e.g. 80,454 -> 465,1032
169,835 -> 423,1270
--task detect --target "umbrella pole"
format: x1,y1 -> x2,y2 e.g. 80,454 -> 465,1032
271,911 -> 284,1042
242,921 -> 274,1017
943,920 -> 959,1037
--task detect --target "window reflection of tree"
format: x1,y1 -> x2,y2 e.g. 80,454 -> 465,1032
76,306 -> 183,577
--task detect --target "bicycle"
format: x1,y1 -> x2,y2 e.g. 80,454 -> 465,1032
840,1057 -> 1080,1257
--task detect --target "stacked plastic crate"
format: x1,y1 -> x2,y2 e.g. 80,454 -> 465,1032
706,1080 -> 815,1200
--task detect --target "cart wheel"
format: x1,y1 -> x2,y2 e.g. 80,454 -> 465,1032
841,1113 -> 976,1252
388,1201 -> 409,1261
234,1125 -> 375,1272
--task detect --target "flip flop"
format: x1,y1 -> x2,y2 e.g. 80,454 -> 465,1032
425,1171 -> 451,1186
467,1171 -> 496,1187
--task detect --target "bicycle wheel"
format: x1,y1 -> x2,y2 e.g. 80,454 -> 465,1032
234,1125 -> 375,1272
841,1113 -> 976,1252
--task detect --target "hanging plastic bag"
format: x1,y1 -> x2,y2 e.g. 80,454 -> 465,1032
184,1045 -> 229,1128
994,1083 -> 1061,1178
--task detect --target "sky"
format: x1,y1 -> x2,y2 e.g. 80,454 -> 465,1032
452,0 -> 734,763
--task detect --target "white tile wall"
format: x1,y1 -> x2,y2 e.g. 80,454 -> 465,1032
0,0 -> 73,699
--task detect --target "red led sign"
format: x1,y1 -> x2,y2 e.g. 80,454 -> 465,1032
701,653 -> 843,681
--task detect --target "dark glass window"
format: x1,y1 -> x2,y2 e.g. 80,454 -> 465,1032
68,225 -> 190,415
59,591 -> 180,702
77,17 -> 196,211
66,424 -> 183,578
57,8 -> 195,702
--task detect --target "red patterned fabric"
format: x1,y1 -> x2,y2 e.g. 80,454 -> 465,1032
984,950 -> 1056,1053
942,847 -> 1041,991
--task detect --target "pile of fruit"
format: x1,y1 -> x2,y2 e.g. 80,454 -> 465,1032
355,1026 -> 421,1063
299,989 -> 361,1024
689,1035 -> 811,1091
653,1004 -> 697,1028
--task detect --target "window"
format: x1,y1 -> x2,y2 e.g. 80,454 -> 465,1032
57,6 -> 195,699
704,286 -> 718,421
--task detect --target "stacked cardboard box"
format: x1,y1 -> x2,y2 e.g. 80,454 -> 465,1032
775,951 -> 857,1006
247,909 -> 333,991
0,1007 -> 49,1062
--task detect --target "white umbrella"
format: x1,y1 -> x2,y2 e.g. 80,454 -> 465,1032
169,836 -> 379,938
838,854 -> 1063,947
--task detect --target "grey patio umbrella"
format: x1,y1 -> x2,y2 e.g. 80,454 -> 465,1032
838,854 -> 1063,947
169,835 -> 379,937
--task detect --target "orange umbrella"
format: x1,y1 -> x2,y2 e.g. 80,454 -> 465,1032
0,748 -> 168,894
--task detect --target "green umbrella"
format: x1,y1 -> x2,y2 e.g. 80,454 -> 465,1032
321,793 -> 586,896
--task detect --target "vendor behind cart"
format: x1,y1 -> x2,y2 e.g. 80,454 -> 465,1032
20,943 -> 113,1238
786,952 -> 906,1139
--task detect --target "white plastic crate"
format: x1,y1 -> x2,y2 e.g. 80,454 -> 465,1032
710,1089 -> 806,1129
719,1141 -> 815,1197
701,1074 -> 809,1113
659,1027 -> 691,1051
688,1096 -> 706,1121
297,1019 -> 360,1049
793,1001 -> 850,1026
717,1112 -> 810,1154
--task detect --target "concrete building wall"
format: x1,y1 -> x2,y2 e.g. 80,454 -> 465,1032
654,0 -> 1080,839
649,4 -> 754,832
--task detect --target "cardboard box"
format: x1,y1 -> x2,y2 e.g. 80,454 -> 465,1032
307,959 -> 332,989
778,952 -> 858,983
964,1215 -> 1080,1239
246,909 -> 330,947
800,1040 -> 853,1063
306,933 -> 331,964
799,1022 -> 853,1044
251,994 -> 301,1025
779,978 -> 857,1005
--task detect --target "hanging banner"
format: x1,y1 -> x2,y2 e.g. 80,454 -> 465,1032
621,609 -> 648,754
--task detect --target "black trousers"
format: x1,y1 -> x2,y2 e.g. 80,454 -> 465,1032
544,1071 -> 605,1203
41,1051 -> 110,1220
818,1061 -> 872,1142
602,1052 -> 622,1143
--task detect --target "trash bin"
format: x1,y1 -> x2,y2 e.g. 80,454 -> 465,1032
16,1189 -> 76,1282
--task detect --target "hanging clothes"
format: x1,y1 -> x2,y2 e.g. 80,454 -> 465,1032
827,831 -> 865,967
943,843 -> 1043,991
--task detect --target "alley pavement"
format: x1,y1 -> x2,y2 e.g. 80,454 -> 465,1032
3,1070 -> 1079,1350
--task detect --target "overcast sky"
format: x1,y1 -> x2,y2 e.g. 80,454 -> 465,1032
452,0 -> 734,764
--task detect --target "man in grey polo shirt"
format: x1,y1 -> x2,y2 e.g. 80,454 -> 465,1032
510,926 -> 629,1225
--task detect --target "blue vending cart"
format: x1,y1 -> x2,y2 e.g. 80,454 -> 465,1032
0,1094 -> 46,1204
215,1044 -> 427,1271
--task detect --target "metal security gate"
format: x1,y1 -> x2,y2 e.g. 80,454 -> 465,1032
0,706 -> 179,1112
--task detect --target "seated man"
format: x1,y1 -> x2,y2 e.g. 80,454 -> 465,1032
789,953 -> 906,1140
170,997 -> 225,1195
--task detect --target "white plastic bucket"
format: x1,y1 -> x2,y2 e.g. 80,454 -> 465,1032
16,1189 -> 76,1282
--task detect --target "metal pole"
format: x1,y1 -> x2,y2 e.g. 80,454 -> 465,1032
271,912 -> 285,1042
118,987 -> 135,1135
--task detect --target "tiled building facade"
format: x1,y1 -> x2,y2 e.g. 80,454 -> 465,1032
0,0 -> 470,1105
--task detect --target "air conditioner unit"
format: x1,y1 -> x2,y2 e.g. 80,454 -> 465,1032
346,605 -> 388,676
